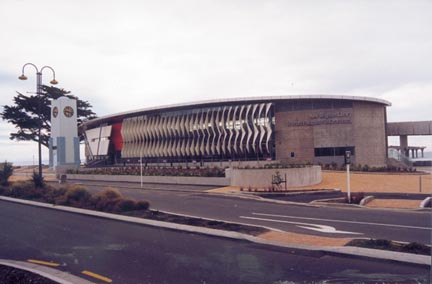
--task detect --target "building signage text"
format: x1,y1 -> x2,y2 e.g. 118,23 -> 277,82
287,111 -> 352,127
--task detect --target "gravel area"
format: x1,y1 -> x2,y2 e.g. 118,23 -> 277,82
293,171 -> 432,194
258,231 -> 351,247
366,199 -> 422,209
211,171 -> 432,195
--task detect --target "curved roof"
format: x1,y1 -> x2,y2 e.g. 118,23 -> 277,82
81,95 -> 391,128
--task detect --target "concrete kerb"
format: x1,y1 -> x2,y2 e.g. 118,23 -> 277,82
359,196 -> 375,206
420,197 -> 432,208
243,236 -> 431,266
0,259 -> 92,284
310,200 -> 363,209
240,188 -> 341,196
157,209 -> 285,233
0,196 -> 430,266
208,192 -> 322,208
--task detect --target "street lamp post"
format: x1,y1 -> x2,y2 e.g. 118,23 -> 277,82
19,63 -> 58,179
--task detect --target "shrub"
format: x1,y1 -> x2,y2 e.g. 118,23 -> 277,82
32,172 -> 45,188
0,161 -> 13,186
135,200 -> 150,210
56,186 -> 92,208
91,188 -> 123,212
113,198 -> 137,213
45,187 -> 68,204
96,196 -> 150,213
100,188 -> 122,199
9,181 -> 47,200
1,180 -> 151,214
403,242 -> 430,254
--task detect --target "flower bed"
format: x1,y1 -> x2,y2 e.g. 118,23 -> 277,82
347,239 -> 431,256
67,166 -> 225,177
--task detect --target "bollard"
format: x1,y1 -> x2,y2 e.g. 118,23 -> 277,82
419,175 -> 422,193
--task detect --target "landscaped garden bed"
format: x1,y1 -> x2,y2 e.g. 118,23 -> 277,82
66,166 -> 225,177
319,162 -> 418,173
0,265 -> 57,284
310,192 -> 366,205
346,239 -> 431,256
123,210 -> 267,235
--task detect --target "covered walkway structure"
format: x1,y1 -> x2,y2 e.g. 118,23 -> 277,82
387,121 -> 432,158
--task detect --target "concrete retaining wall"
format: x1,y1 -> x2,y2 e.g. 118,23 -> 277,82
228,166 -> 322,188
66,174 -> 231,187
67,166 -> 321,188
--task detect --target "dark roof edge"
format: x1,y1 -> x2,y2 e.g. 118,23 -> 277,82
81,95 -> 391,128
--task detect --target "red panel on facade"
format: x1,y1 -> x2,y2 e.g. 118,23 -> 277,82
111,122 -> 123,151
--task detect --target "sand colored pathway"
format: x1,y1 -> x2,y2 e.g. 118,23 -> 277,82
295,171 -> 432,194
258,231 -> 351,247
210,171 -> 432,194
366,199 -> 424,209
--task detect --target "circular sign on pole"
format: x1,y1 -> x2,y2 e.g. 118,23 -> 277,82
63,106 -> 74,118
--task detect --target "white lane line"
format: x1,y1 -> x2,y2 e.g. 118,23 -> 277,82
251,212 -> 431,230
239,216 -> 362,235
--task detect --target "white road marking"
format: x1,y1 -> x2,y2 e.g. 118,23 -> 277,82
296,225 -> 363,235
251,212 -> 432,230
239,216 -> 362,235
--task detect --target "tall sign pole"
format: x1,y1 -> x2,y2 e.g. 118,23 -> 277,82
345,150 -> 351,203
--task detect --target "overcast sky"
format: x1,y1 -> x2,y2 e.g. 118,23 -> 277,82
1,0 -> 431,164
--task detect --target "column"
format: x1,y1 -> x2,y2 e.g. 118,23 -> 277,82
399,135 -> 408,157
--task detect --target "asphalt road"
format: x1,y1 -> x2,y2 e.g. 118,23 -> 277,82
63,180 -> 432,244
0,200 -> 429,283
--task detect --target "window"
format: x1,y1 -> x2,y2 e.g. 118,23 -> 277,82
314,146 -> 355,157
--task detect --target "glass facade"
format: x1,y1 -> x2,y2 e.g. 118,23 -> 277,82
120,103 -> 275,162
